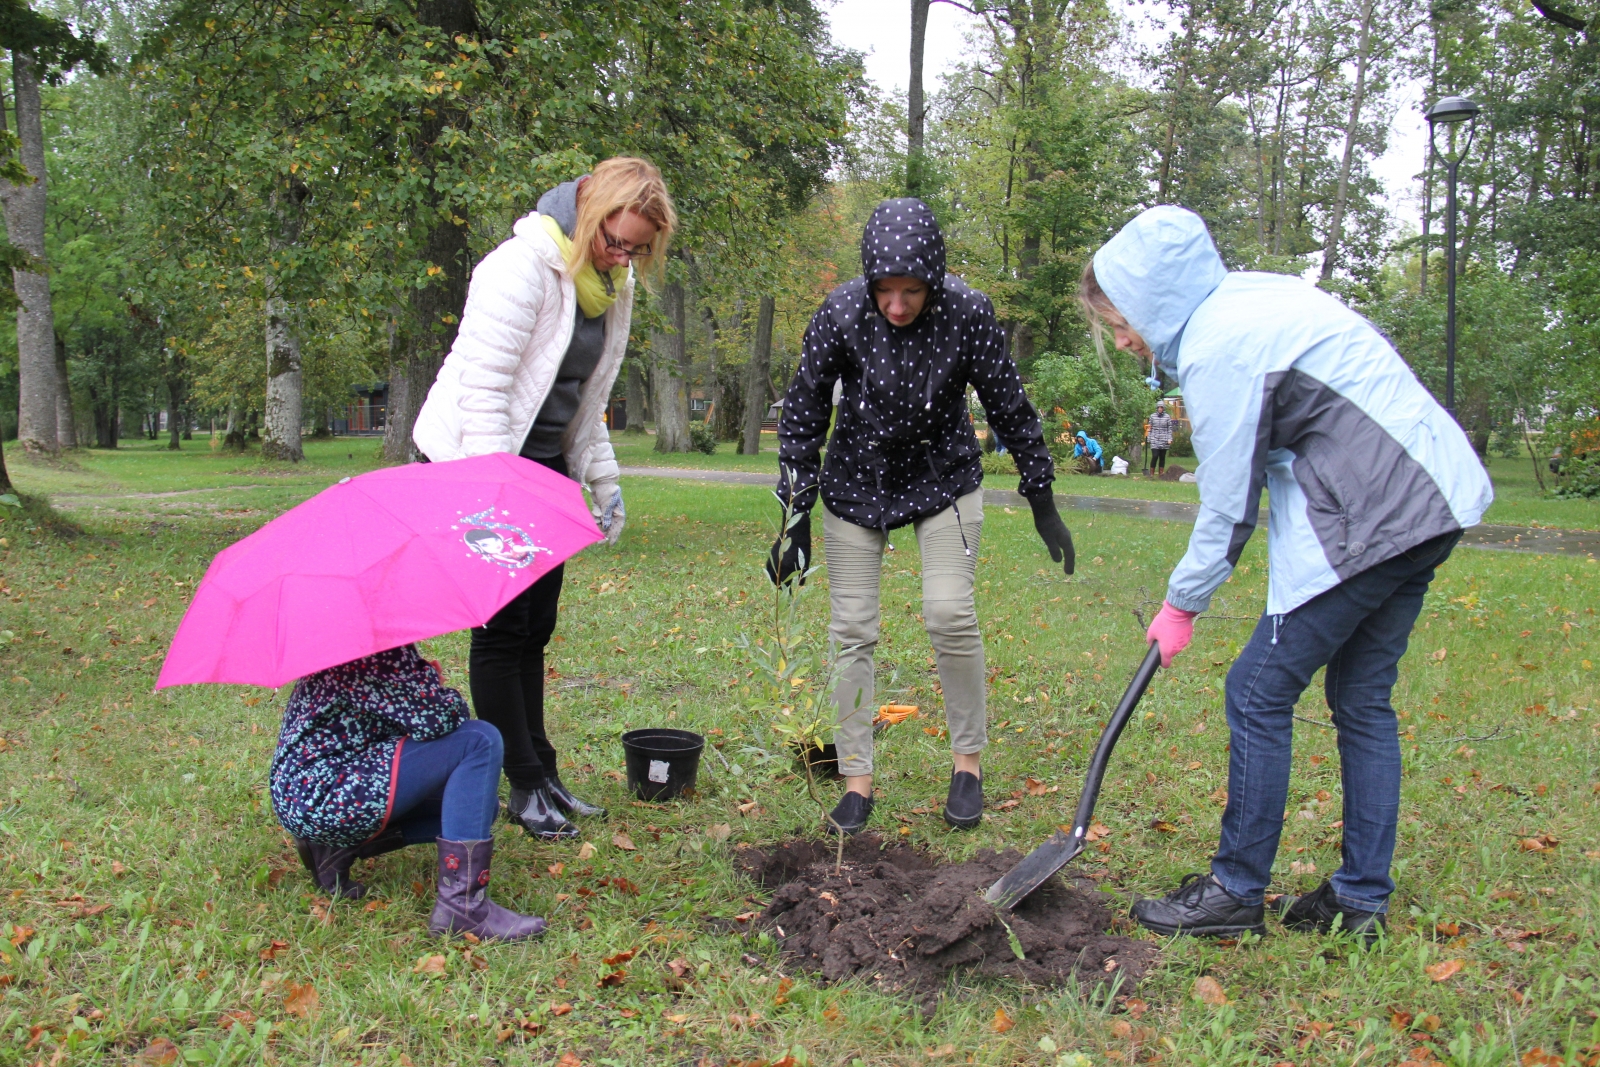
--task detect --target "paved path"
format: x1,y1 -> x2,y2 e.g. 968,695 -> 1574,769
618,466 -> 1600,557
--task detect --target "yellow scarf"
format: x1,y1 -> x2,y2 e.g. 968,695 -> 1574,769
540,215 -> 626,319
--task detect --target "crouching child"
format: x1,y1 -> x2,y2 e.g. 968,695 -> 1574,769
269,644 -> 544,941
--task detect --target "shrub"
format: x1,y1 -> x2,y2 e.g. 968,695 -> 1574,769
1169,425 -> 1194,457
689,422 -> 718,455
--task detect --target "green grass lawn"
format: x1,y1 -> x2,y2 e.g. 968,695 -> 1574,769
616,430 -> 1600,529
1,442 -> 1599,1066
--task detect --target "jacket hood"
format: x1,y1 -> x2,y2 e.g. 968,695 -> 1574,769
536,179 -> 582,238
1092,205 -> 1227,372
860,198 -> 945,292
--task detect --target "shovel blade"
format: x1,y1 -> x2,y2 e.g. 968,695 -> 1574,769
982,830 -> 1085,910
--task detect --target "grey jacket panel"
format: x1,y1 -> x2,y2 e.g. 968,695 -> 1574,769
1271,370 -> 1462,580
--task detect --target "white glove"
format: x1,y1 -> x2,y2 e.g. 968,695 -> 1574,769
593,480 -> 625,546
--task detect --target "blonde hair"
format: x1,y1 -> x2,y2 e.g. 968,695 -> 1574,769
567,157 -> 678,289
1077,259 -> 1125,366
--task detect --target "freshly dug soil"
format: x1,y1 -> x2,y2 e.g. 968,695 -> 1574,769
1157,463 -> 1190,481
735,836 -> 1159,1007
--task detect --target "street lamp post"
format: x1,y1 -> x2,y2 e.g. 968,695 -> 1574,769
1425,95 -> 1480,417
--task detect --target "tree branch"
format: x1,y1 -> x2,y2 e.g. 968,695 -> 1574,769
1529,0 -> 1586,32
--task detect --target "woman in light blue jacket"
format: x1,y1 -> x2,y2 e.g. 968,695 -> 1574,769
1081,206 -> 1491,943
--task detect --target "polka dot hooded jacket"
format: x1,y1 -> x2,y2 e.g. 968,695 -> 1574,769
777,198 -> 1054,531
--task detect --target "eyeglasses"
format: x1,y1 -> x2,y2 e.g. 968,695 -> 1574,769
600,225 -> 652,260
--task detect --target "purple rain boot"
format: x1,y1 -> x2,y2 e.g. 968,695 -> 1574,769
427,838 -> 547,941
293,837 -> 368,900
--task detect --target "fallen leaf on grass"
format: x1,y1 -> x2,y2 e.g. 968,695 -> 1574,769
611,832 -> 636,851
218,1008 -> 256,1031
666,958 -> 692,979
602,948 -> 637,966
1390,1010 -> 1414,1030
548,862 -> 565,877
1085,822 -> 1112,842
1025,776 -> 1056,796
991,1007 -> 1015,1033
822,1006 -> 840,1022
363,900 -> 386,913
1425,959 -> 1464,982
1431,648 -> 1448,662
258,938 -> 289,961
995,799 -> 1021,811
283,981 -> 320,1018
576,842 -> 597,860
557,1054 -> 584,1067
664,1013 -> 689,1024
1149,820 -> 1179,833
706,823 -> 731,843
1434,922 -> 1459,937
1192,976 -> 1227,1005
737,800 -> 761,816
8,925 -> 33,948
551,1003 -> 573,1016
1291,860 -> 1318,875
1522,1049 -> 1564,1067
413,954 -> 448,975
1520,834 -> 1559,852
139,1037 -> 181,1065
597,970 -> 627,988
1124,997 -> 1149,1019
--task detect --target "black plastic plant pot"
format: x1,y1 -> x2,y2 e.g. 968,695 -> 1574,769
621,728 -> 705,801
789,740 -> 842,781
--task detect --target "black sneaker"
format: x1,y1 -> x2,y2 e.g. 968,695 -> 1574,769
825,790 -> 875,836
1277,880 -> 1385,945
943,770 -> 983,830
1131,873 -> 1266,938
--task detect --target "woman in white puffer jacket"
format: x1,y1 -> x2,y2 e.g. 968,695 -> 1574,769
413,156 -> 677,840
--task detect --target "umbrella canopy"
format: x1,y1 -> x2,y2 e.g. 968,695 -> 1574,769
157,453 -> 603,689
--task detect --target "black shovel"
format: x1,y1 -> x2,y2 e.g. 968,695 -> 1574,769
983,642 -> 1163,910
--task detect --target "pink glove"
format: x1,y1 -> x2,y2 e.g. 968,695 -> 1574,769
1146,602 -> 1198,668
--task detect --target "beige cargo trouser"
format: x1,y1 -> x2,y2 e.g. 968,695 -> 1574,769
823,490 -> 986,776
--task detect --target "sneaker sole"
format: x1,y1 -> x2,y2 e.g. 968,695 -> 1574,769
942,808 -> 981,830
1134,917 -> 1266,938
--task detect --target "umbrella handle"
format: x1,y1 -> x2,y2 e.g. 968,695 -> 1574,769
1065,642 -> 1162,842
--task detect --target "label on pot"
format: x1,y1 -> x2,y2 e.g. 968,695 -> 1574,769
648,759 -> 671,784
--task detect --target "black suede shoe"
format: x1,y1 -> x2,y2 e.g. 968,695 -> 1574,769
1132,873 -> 1266,937
1277,880 -> 1385,945
825,790 -> 875,836
506,785 -> 579,840
943,770 -> 983,830
547,777 -> 606,819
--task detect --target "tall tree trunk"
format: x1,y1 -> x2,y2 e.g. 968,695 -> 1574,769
385,0 -> 479,463
0,436 -> 10,493
907,0 -> 931,196
625,356 -> 647,432
165,350 -> 185,451
1319,0 -> 1374,283
0,57 -> 58,455
263,182 -> 309,462
651,281 -> 691,453
54,331 -> 74,449
740,294 -> 774,455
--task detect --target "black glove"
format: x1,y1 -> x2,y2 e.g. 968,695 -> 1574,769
766,510 -> 812,586
1027,492 -> 1075,575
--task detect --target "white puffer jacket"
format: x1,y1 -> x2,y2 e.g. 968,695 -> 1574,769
412,212 -> 632,510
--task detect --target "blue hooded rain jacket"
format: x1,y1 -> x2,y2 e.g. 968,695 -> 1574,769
1092,206 -> 1492,617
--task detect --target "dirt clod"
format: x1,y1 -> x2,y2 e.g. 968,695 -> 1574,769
736,836 -> 1159,1008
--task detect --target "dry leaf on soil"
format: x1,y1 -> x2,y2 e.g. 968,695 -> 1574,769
611,832 -> 636,851
1192,976 -> 1227,1005
576,842 -> 597,860
991,1007 -> 1015,1033
138,1037 -> 181,1065
413,954 -> 448,975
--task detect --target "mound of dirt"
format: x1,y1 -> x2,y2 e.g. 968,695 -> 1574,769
735,836 -> 1159,1008
1157,463 -> 1190,481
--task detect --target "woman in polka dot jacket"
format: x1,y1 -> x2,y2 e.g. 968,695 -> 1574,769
770,197 -> 1077,836
270,645 -> 544,941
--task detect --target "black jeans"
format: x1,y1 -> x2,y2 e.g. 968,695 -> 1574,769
1150,447 -> 1168,472
469,454 -> 567,790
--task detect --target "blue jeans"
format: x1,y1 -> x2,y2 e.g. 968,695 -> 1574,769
389,719 -> 503,843
1211,531 -> 1460,912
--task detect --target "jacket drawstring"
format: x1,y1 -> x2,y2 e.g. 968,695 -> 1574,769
1271,614 -> 1282,645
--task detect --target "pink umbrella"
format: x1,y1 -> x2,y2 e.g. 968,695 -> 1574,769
157,453 -> 604,689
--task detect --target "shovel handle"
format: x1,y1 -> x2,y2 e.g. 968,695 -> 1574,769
1066,642 -> 1162,843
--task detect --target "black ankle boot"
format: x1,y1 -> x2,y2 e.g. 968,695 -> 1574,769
825,790 -> 874,836
1131,873 -> 1265,938
1277,880 -> 1385,945
506,785 -> 579,840
547,777 -> 606,819
943,770 -> 983,830
293,837 -> 367,900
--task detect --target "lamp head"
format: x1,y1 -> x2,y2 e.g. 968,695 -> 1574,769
1426,96 -> 1481,125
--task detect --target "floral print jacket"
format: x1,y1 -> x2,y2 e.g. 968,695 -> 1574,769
269,645 -> 469,846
